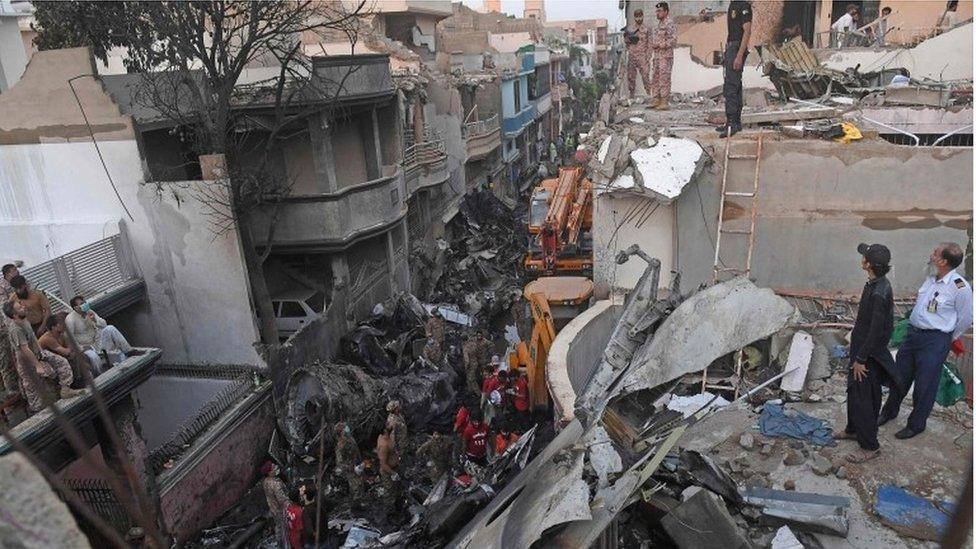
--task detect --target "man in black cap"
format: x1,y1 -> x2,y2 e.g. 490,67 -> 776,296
836,243 -> 897,463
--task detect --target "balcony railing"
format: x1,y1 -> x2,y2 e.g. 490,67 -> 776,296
462,114 -> 500,139
502,105 -> 537,136
22,234 -> 144,316
403,125 -> 446,170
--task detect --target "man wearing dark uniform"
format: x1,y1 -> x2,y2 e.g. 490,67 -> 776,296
836,244 -> 899,464
717,1 -> 752,137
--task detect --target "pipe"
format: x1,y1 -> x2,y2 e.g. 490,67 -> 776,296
932,124 -> 973,147
734,366 -> 799,403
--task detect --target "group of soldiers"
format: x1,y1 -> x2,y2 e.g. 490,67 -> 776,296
624,3 -> 678,110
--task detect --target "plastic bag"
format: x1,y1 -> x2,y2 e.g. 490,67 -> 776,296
936,362 -> 965,407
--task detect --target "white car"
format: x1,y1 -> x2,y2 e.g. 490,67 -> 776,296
271,288 -> 325,340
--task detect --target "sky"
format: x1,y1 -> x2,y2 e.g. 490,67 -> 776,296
459,0 -> 627,27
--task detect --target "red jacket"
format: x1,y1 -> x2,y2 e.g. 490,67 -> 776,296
494,432 -> 519,454
462,421 -> 488,458
285,502 -> 304,549
513,376 -> 529,412
482,374 -> 501,395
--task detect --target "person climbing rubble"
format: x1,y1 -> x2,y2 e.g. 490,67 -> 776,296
386,400 -> 409,463
375,424 -> 401,503
334,422 -> 364,502
261,461 -> 292,548
416,430 -> 455,484
461,408 -> 489,477
422,336 -> 444,365
463,332 -> 492,394
425,308 -> 445,348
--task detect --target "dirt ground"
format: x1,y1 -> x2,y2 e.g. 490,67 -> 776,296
680,369 -> 972,548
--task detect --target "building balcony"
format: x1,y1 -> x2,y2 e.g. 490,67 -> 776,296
251,168 -> 406,251
402,126 -> 449,196
534,93 -> 552,117
503,105 -> 537,137
463,114 -> 501,160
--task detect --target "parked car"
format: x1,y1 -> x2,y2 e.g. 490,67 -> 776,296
271,288 -> 325,340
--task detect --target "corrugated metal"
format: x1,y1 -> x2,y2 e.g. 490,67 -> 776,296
21,234 -> 139,314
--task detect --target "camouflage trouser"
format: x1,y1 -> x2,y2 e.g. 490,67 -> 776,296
380,471 -> 400,503
465,363 -> 481,395
342,470 -> 364,500
651,54 -> 674,100
18,350 -> 73,412
0,322 -> 20,394
626,55 -> 651,97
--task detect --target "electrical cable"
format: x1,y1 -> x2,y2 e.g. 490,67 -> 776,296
68,75 -> 135,222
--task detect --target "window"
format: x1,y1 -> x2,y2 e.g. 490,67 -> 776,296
280,301 -> 306,317
514,81 -> 522,112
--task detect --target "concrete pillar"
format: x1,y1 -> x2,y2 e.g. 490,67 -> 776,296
400,218 -> 411,292
330,253 -> 350,290
412,100 -> 425,144
96,394 -> 164,537
308,112 -> 338,192
385,230 -> 398,294
361,109 -> 383,180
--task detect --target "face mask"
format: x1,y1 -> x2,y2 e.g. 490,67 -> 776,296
80,303 -> 92,313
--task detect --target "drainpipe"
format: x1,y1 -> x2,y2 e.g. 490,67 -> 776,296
932,124 -> 973,147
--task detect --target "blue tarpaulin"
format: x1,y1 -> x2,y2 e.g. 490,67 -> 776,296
874,485 -> 956,541
757,403 -> 836,446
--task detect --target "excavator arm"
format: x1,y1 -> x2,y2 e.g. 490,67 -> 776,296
509,291 -> 557,410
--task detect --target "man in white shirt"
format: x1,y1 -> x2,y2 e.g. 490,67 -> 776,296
65,295 -> 140,368
879,242 -> 973,439
831,4 -> 859,47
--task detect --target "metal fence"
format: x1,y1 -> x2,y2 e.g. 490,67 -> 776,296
21,234 -> 139,314
403,125 -> 446,170
462,114 -> 500,139
63,478 -> 133,538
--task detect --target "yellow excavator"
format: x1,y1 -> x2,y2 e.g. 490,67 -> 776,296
508,276 -> 593,410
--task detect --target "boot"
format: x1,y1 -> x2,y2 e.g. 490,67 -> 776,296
655,99 -> 670,111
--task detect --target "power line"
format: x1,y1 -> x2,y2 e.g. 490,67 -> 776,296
67,75 -> 135,222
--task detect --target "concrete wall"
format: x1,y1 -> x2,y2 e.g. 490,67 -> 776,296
0,16 -> 27,92
675,136 -> 973,296
157,385 -> 274,542
333,116 -> 369,188
0,48 -> 263,367
281,132 -> 317,195
820,22 -> 973,81
592,193 -> 675,296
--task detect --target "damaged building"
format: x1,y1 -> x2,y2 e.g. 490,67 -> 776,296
0,1 -> 972,548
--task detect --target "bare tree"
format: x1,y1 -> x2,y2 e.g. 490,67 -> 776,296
36,1 -> 369,346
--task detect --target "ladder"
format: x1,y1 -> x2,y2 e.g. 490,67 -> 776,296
702,131 -> 764,398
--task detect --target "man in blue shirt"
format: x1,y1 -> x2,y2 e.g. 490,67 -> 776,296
880,242 -> 973,439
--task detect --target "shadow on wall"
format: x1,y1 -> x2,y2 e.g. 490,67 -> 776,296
266,287 -> 349,410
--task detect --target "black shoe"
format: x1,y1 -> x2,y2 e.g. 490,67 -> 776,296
877,413 -> 894,427
894,427 -> 921,439
715,124 -> 742,137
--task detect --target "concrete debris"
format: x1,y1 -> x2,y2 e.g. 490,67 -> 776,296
783,450 -> 805,467
771,525 -> 804,549
760,443 -> 774,456
0,453 -> 91,549
666,391 -> 730,419
779,331 -> 814,393
874,484 -> 955,541
783,480 -> 797,491
835,466 -> 848,480
629,137 -> 705,203
739,433 -> 755,451
810,453 -> 833,476
743,487 -> 851,537
586,425 -> 623,487
661,489 -> 752,549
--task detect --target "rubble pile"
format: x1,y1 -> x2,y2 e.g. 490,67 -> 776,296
424,190 -> 527,326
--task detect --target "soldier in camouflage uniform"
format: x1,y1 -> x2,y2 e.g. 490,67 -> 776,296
334,422 -> 364,499
625,9 -> 654,98
0,265 -> 22,394
422,337 -> 444,365
462,331 -> 491,395
261,461 -> 291,548
3,301 -> 82,413
416,431 -> 454,484
385,400 -> 409,463
650,2 -> 678,109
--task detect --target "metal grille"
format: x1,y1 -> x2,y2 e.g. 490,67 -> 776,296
21,235 -> 137,313
880,133 -> 973,147
462,114 -> 500,139
63,478 -> 133,536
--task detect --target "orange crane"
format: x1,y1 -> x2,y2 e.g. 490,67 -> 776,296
524,167 -> 593,276
508,276 -> 593,410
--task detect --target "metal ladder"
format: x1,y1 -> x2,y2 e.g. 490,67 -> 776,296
701,131 -> 764,398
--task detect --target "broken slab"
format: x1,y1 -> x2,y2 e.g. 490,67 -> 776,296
740,107 -> 838,125
743,487 -> 851,537
629,137 -> 704,203
615,277 -> 798,398
780,331 -> 814,393
873,485 -> 955,541
0,453 -> 91,548
661,489 -> 751,549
